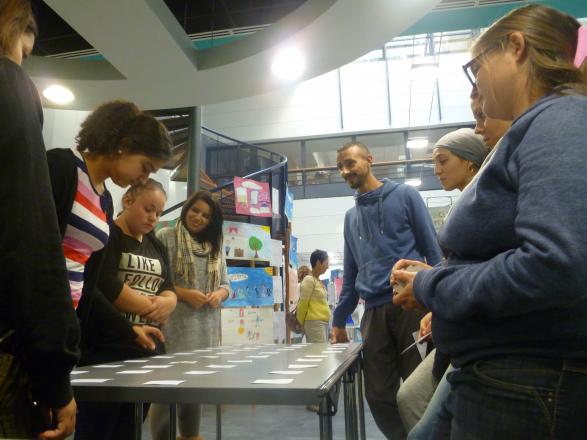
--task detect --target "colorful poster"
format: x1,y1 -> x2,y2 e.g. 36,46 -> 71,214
234,177 -> 272,217
284,186 -> 294,222
221,307 -> 274,344
223,221 -> 271,261
224,267 -> 274,307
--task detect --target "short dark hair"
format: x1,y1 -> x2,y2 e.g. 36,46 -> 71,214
0,0 -> 37,56
180,190 -> 224,258
337,141 -> 370,156
310,249 -> 328,268
76,100 -> 172,161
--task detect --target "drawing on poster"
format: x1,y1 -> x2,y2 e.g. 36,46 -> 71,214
224,267 -> 274,307
223,221 -> 271,261
234,177 -> 272,217
221,307 -> 274,344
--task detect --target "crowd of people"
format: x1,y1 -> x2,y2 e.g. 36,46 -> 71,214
1,0 -> 587,438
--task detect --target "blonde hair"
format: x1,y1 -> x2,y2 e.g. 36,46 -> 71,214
0,0 -> 37,56
473,5 -> 587,96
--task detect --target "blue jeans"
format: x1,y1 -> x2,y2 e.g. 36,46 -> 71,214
446,357 -> 587,440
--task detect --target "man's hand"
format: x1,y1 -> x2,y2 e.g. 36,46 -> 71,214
186,289 -> 208,310
390,259 -> 431,285
330,326 -> 349,344
419,312 -> 433,339
38,398 -> 76,440
206,289 -> 228,309
132,325 -> 164,351
141,294 -> 177,324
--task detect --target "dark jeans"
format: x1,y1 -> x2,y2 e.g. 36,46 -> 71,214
74,401 -> 150,440
444,356 -> 587,440
362,302 -> 428,440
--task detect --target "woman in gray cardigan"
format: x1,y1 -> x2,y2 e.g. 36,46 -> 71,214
151,190 -> 230,440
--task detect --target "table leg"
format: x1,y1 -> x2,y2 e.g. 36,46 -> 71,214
133,402 -> 143,440
357,357 -> 366,440
169,403 -> 177,439
216,404 -> 222,440
319,396 -> 333,440
343,367 -> 358,440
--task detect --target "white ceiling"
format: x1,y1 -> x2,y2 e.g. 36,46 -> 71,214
24,0 -> 440,111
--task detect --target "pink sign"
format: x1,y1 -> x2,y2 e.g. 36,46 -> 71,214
234,177 -> 272,217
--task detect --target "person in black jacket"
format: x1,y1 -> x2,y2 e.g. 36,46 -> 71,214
74,179 -> 176,439
0,1 -> 79,438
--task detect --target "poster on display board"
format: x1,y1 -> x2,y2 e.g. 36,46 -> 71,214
284,186 -> 294,222
221,307 -> 274,344
224,267 -> 274,307
234,177 -> 272,217
289,235 -> 298,268
223,221 -> 271,261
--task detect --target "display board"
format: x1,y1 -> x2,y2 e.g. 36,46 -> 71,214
221,307 -> 274,344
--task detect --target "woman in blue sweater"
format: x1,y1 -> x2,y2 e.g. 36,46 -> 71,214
392,5 -> 587,439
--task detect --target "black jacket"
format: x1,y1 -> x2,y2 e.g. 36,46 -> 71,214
0,57 -> 80,408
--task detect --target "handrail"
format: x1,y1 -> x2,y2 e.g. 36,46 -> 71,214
162,128 -> 288,216
288,158 -> 433,174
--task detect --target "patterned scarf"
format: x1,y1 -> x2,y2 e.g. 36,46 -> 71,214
174,221 -> 220,293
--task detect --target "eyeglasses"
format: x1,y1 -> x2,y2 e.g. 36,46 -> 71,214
462,42 -> 502,87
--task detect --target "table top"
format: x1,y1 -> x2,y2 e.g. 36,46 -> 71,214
71,342 -> 361,405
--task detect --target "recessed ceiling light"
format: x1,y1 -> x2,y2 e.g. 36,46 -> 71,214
271,47 -> 305,80
406,137 -> 428,149
42,85 -> 74,104
405,179 -> 422,187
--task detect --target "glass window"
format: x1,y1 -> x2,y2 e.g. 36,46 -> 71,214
355,132 -> 405,162
305,136 -> 352,169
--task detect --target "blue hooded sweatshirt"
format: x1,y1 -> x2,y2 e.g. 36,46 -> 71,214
332,179 -> 442,328
414,93 -> 587,366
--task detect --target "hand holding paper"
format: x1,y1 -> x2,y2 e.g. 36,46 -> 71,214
391,261 -> 429,311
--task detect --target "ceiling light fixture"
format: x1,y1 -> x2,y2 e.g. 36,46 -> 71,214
406,137 -> 428,149
42,85 -> 75,104
271,47 -> 305,80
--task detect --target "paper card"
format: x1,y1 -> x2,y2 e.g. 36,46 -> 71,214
71,379 -> 111,383
124,359 -> 148,363
252,379 -> 293,385
185,371 -> 217,375
70,371 -> 88,375
291,344 -> 307,347
305,355 -> 328,358
200,356 -> 220,359
174,352 -> 195,356
288,364 -> 318,369
216,352 -> 237,355
296,358 -> 323,362
277,348 -> 295,351
322,350 -> 343,354
141,365 -> 171,369
94,364 -> 123,368
116,370 -> 153,374
259,351 -> 279,355
144,380 -> 185,386
270,370 -> 304,375
191,349 -> 213,353
247,355 -> 269,359
227,360 -> 253,363
170,361 -> 198,364
153,356 -> 174,359
206,364 -> 236,369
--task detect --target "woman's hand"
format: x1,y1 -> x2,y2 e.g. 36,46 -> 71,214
186,289 -> 209,310
207,288 -> 229,309
419,312 -> 433,339
132,325 -> 164,351
390,259 -> 432,285
141,292 -> 177,324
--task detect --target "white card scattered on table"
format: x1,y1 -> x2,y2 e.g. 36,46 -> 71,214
270,370 -> 304,375
206,364 -> 235,369
94,364 -> 123,368
216,352 -> 236,355
116,370 -> 153,374
124,359 -> 148,363
144,380 -> 185,386
170,361 -> 198,364
70,371 -> 88,375
305,355 -> 328,358
200,355 -> 220,359
259,351 -> 279,355
185,370 -> 217,375
252,379 -> 293,385
174,352 -> 195,356
296,358 -> 323,362
288,364 -> 318,369
153,356 -> 174,359
247,355 -> 269,359
322,350 -> 343,354
277,348 -> 295,351
142,365 -> 171,369
228,360 -> 252,363
192,349 -> 213,353
71,378 -> 111,383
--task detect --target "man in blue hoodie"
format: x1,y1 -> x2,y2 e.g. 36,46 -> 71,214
331,142 -> 441,439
